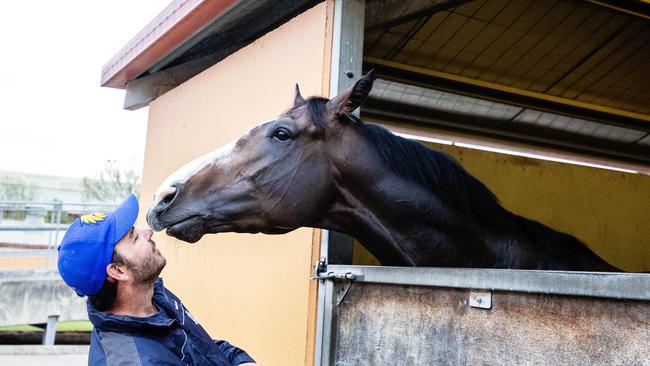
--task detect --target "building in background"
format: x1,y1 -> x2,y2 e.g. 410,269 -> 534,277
0,170 -> 93,203
0,170 -> 132,248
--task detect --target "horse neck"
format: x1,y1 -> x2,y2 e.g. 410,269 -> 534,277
322,168 -> 499,267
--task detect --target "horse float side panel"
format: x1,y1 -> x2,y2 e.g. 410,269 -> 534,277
334,282 -> 650,365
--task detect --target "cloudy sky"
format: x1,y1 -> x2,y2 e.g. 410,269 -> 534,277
0,1 -> 171,178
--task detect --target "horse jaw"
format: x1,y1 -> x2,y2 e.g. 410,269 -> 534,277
165,220 -> 296,243
164,216 -> 207,243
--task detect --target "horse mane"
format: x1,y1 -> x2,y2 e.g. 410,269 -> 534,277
296,97 -> 508,227
359,124 -> 510,227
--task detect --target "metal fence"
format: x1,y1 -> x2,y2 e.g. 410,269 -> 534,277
0,201 -> 117,270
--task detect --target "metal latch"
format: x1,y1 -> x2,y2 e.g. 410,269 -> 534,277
469,290 -> 492,309
314,257 -> 327,276
311,257 -> 357,280
314,271 -> 357,280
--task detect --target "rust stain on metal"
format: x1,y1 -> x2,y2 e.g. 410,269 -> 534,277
334,283 -> 650,365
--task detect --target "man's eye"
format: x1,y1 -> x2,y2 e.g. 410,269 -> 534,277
272,128 -> 292,141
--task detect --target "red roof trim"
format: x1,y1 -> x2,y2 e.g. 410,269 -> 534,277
101,0 -> 238,89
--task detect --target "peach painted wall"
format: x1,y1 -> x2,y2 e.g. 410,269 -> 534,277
136,3 -> 329,364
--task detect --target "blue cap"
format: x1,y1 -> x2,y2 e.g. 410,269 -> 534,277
57,194 -> 139,296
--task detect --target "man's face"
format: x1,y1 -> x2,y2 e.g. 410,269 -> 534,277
114,226 -> 166,284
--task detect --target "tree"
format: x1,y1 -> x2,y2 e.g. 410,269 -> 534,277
0,176 -> 34,201
83,160 -> 140,203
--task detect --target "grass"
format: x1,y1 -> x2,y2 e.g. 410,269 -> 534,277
0,320 -> 92,332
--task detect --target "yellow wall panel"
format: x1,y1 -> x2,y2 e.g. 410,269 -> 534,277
137,4 -> 329,365
354,141 -> 650,272
439,144 -> 649,272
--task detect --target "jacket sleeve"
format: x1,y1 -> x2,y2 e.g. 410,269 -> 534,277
214,339 -> 255,365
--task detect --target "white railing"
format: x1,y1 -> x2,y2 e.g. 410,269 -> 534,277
0,201 -> 117,270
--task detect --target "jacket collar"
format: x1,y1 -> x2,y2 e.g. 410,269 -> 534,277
87,278 -> 177,332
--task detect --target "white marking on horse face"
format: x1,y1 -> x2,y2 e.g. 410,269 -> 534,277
153,140 -> 236,204
152,119 -> 277,205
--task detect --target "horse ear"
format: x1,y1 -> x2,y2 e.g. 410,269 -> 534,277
328,70 -> 375,115
294,84 -> 306,106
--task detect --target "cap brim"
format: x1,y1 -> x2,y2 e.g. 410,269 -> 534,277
113,194 -> 139,243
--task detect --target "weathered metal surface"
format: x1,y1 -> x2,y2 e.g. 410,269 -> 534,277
334,283 -> 650,365
468,290 -> 491,309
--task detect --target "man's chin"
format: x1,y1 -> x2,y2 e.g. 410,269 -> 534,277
154,257 -> 167,278
160,257 -> 167,270
135,258 -> 167,285
147,257 -> 167,283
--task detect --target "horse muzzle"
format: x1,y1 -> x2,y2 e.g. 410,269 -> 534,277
147,183 -> 184,231
146,206 -> 168,232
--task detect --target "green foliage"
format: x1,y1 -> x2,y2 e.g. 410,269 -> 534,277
83,160 -> 140,203
1,210 -> 25,220
0,320 -> 93,332
44,209 -> 77,224
0,177 -> 33,220
0,176 -> 34,201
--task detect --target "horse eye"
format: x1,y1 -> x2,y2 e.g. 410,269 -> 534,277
272,128 -> 292,142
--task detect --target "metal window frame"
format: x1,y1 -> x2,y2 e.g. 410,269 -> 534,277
314,1 -> 365,365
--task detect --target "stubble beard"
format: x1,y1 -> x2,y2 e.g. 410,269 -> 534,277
132,253 -> 167,285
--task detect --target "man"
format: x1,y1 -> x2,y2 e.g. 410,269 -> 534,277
58,194 -> 257,366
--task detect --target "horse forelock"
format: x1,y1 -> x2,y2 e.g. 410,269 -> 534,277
359,124 -> 507,227
289,97 -> 331,129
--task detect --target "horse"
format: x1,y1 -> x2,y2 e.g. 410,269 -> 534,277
146,71 -> 619,271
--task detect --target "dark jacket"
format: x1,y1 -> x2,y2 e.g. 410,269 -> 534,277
87,278 -> 255,365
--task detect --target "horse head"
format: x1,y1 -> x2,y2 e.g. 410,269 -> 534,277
146,69 -> 620,271
147,71 -> 375,243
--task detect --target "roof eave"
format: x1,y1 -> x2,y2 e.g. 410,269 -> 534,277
100,0 -> 238,89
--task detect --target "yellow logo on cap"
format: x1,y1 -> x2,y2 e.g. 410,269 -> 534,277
80,213 -> 106,224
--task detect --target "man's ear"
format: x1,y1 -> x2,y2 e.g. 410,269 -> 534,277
106,262 -> 129,282
294,83 -> 306,106
327,70 -> 375,115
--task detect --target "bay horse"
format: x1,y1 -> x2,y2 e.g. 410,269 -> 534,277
146,71 -> 618,271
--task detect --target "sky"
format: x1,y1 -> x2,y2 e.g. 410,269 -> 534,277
0,1 -> 643,181
0,1 -> 172,179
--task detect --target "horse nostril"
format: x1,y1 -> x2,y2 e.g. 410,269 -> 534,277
156,185 -> 179,210
161,190 -> 176,205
